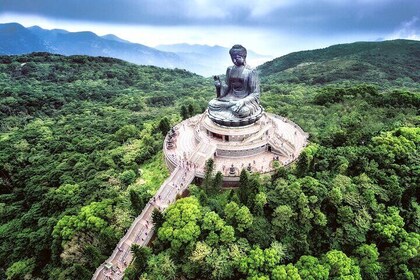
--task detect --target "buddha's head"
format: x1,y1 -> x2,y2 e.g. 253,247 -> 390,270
229,45 -> 247,66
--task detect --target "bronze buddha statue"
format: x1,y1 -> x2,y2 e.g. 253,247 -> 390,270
208,45 -> 263,127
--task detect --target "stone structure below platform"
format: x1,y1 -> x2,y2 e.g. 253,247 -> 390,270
164,111 -> 309,183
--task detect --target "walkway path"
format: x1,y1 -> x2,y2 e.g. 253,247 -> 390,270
92,143 -> 214,280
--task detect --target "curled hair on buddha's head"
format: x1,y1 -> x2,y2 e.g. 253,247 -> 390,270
229,44 -> 247,58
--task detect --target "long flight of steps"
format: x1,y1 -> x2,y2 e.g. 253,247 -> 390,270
189,140 -> 217,168
91,166 -> 196,280
92,131 -> 215,279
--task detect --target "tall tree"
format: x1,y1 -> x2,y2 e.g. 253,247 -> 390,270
212,171 -> 223,189
157,197 -> 202,251
145,252 -> 177,280
180,105 -> 189,120
131,244 -> 152,273
152,208 -> 165,229
204,158 -> 214,188
188,103 -> 195,116
158,117 -> 171,136
354,244 -> 382,280
129,189 -> 143,213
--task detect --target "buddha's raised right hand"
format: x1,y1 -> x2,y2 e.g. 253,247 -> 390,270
213,75 -> 221,88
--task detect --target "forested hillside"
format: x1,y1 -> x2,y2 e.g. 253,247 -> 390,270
0,53 -> 212,279
258,40 -> 420,87
0,42 -> 419,280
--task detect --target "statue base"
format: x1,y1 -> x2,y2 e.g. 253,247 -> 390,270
207,106 -> 264,127
164,112 -> 309,184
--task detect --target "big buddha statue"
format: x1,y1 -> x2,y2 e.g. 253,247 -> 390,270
207,44 -> 263,127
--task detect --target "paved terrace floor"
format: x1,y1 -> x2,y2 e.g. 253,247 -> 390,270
165,113 -> 308,177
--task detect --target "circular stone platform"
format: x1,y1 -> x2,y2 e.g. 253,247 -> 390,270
164,111 -> 309,183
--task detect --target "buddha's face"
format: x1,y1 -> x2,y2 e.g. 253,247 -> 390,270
231,51 -> 246,66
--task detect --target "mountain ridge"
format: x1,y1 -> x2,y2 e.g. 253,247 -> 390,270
2,22 -> 418,81
0,22 -> 184,69
0,23 -> 269,76
258,39 -> 420,86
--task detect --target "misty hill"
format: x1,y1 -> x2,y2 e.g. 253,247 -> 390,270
156,44 -> 232,76
0,22 -> 46,54
258,39 -> 420,86
156,43 -> 272,75
0,23 -> 183,69
0,23 -> 270,76
101,34 -> 131,44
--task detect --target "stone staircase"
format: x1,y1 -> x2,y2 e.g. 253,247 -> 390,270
190,140 -> 217,167
92,130 -> 215,280
91,166 -> 196,280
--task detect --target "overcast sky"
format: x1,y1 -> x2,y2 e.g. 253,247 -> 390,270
1,0 -> 419,57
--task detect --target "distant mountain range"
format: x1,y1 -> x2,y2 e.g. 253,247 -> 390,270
258,39 -> 420,85
0,23 -> 271,76
3,22 -> 417,83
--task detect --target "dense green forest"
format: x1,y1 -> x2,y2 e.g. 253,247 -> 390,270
0,53 -> 212,279
0,39 -> 419,280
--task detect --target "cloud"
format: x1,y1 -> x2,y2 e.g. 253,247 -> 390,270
2,0 -> 419,35
389,16 -> 419,40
